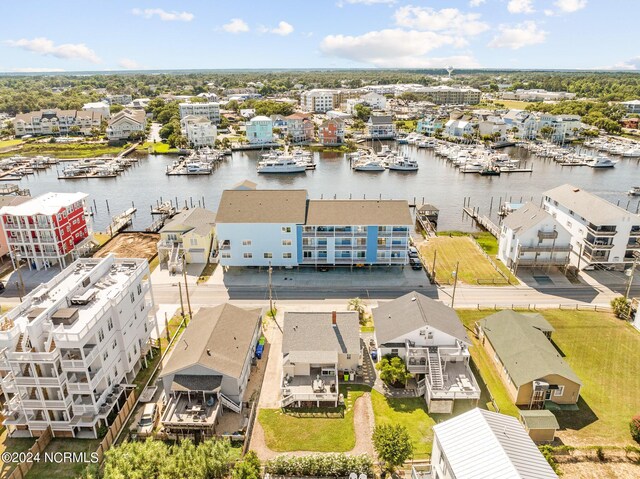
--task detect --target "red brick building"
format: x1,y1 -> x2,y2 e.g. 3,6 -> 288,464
318,118 -> 345,146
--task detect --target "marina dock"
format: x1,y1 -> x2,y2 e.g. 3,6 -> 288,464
462,206 -> 500,238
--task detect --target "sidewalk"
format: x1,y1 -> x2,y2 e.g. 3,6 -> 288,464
150,262 -> 205,286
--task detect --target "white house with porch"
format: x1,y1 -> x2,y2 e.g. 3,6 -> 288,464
281,311 -> 361,408
372,292 -> 481,413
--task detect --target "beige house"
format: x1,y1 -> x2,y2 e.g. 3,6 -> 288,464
477,311 -> 582,408
281,311 -> 361,407
157,208 -> 216,273
106,109 -> 146,141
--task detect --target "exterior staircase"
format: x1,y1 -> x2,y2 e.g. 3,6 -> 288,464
427,347 -> 443,390
281,395 -> 296,408
15,333 -> 24,352
219,393 -> 242,414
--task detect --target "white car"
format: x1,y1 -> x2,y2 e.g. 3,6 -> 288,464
137,403 -> 157,437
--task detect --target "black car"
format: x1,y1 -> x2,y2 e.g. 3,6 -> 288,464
408,246 -> 419,259
410,258 -> 422,270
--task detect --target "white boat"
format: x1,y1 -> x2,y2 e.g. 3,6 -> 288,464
459,162 -> 485,173
586,157 -> 616,168
417,139 -> 436,149
352,158 -> 386,171
185,161 -> 212,174
622,148 -> 640,158
387,155 -> 418,171
257,152 -> 307,173
628,186 -> 640,196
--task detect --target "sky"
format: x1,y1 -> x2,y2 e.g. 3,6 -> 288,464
0,0 -> 638,73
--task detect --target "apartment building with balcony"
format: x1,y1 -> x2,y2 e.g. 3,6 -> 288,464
543,184 -> 640,268
318,119 -> 345,146
245,116 -> 275,145
498,202 -> 572,274
281,311 -> 360,408
215,187 -> 412,268
0,255 -> 154,438
178,102 -> 220,125
284,113 -> 314,144
0,192 -> 92,271
414,85 -> 481,105
13,109 -> 104,137
181,116 -> 217,148
106,109 -> 146,141
365,115 -> 396,139
373,292 -> 481,413
300,89 -> 338,113
103,94 -> 133,106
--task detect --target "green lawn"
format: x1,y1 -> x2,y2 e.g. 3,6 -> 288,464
258,386 -> 366,452
0,431 -> 34,479
140,141 -> 180,154
25,439 -> 100,479
370,390 -> 434,459
458,309 -> 640,447
0,139 -> 23,150
421,235 -> 513,285
0,142 -> 123,158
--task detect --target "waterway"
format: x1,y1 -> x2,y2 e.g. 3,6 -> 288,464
11,145 -> 640,232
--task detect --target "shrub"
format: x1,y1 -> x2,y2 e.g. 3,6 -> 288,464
630,415 -> 640,443
376,356 -> 411,387
611,296 -> 631,319
538,445 -> 561,475
373,424 -> 413,473
595,446 -> 605,461
264,454 -> 373,477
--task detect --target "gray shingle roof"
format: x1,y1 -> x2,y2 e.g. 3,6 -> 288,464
368,115 -> 393,124
544,184 -> 639,225
161,304 -> 261,380
215,189 -> 308,224
502,202 -> 555,233
520,409 -> 560,430
282,311 -> 360,356
373,292 -> 470,345
478,310 -> 581,387
160,207 -> 216,236
305,200 -> 412,226
171,374 -> 222,392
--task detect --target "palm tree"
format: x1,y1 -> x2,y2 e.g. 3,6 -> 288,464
347,297 -> 367,325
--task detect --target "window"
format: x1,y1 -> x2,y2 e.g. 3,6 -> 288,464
97,328 -> 104,342
283,252 -> 292,259
137,284 -> 142,295
263,253 -> 272,259
281,226 -> 292,233
107,318 -> 113,331
190,238 -> 198,246
130,292 -> 135,303
391,348 -> 399,356
221,252 -> 231,259
112,339 -> 117,350
554,385 -> 565,397
243,253 -> 253,259
303,251 -> 313,258
103,350 -> 109,361
346,354 -> 351,360
242,240 -> 252,246
282,239 -> 292,246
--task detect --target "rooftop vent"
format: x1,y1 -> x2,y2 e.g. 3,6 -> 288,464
332,311 -> 337,326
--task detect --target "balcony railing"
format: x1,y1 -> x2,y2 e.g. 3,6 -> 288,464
585,239 -> 614,249
586,224 -> 617,236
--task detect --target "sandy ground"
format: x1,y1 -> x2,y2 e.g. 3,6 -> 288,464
94,232 -> 159,262
556,449 -> 640,478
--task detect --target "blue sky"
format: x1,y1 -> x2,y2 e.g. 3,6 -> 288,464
0,0 -> 638,72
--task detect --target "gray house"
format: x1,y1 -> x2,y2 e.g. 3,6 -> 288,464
159,303 -> 261,439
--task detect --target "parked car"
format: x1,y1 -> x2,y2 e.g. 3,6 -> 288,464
137,403 -> 158,437
410,258 -> 423,270
408,246 -> 419,259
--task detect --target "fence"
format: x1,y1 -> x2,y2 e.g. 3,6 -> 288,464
241,401 -> 258,456
94,390 -> 137,463
6,427 -> 52,479
469,236 -> 513,285
465,303 -> 612,312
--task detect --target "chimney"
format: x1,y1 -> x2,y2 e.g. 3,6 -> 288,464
332,311 -> 337,327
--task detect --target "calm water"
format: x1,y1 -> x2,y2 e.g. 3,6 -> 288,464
12,145 -> 640,232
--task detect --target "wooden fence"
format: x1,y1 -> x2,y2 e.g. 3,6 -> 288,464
94,390 -> 137,463
6,427 -> 52,479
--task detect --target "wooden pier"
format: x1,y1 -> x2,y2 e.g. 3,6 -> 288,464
462,206 -> 500,238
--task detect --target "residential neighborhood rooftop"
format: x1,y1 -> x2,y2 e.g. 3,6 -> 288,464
544,184 -> 639,223
502,202 -> 555,233
305,199 -> 413,226
160,207 -> 216,236
215,189 -> 308,224
0,192 -> 87,216
282,311 -> 360,356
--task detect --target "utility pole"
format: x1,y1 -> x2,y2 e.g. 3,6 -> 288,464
431,250 -> 437,283
182,255 -> 193,321
268,261 -> 274,315
178,281 -> 185,319
451,261 -> 460,308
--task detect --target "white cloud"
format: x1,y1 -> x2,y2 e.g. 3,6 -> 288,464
601,57 -> 640,71
469,0 -> 486,6
488,21 -> 547,49
507,0 -> 535,14
544,9 -> 555,16
393,6 -> 489,36
131,8 -> 194,22
11,67 -> 65,73
118,58 -> 143,70
555,0 -> 587,13
262,21 -> 295,36
5,37 -> 101,63
319,29 -> 479,67
222,18 -> 250,33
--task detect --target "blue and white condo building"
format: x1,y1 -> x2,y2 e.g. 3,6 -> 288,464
215,187 -> 413,267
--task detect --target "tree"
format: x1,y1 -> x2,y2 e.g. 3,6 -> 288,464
372,424 -> 413,473
353,103 -> 372,122
232,451 -> 261,479
376,356 -> 410,387
611,296 -> 632,319
630,415 -> 640,443
347,297 -> 366,324
539,125 -> 554,140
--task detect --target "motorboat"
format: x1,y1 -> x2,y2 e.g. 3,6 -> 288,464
386,155 -> 418,171
622,148 -> 640,158
586,157 -> 616,168
257,153 -> 307,173
185,161 -> 212,174
628,186 -> 640,196
352,158 -> 386,171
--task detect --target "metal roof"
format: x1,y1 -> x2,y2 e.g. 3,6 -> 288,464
433,408 -> 558,479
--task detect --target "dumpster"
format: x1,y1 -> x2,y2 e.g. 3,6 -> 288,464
255,343 -> 264,359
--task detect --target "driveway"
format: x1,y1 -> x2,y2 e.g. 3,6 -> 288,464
148,122 -> 162,143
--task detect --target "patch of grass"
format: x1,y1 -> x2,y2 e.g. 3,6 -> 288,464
421,235 -> 511,285
370,389 -> 434,459
258,386 -> 365,452
197,262 -> 217,284
140,141 -> 180,154
456,310 -> 522,418
0,139 -> 23,149
360,326 -> 375,333
148,256 -> 159,273
0,142 -> 124,158
25,438 -> 101,479
0,431 -> 34,479
489,99 -> 534,110
93,233 -> 111,246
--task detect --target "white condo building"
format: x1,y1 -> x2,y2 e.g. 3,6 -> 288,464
543,184 -> 640,268
178,102 -> 220,125
181,116 -> 217,148
300,89 -> 338,113
0,255 -> 155,438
